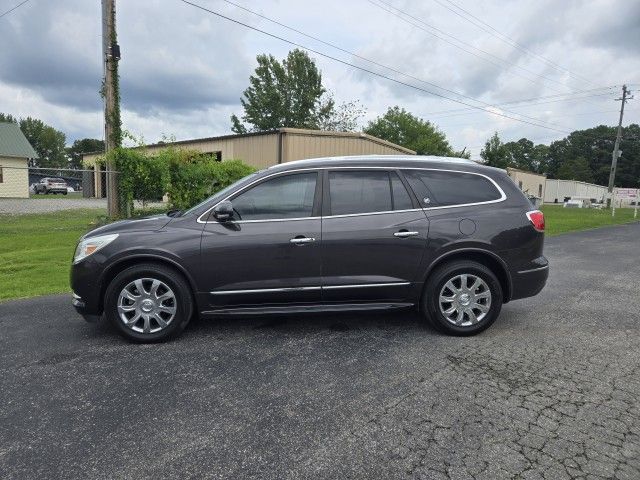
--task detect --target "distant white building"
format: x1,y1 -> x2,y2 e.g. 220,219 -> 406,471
544,179 -> 608,204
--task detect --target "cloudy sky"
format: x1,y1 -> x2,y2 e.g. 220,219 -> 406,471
1,0 -> 639,159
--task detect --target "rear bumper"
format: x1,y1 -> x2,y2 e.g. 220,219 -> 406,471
510,257 -> 549,301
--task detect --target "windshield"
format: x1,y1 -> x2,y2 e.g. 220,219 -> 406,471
182,172 -> 260,216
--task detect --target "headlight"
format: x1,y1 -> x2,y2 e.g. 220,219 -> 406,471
73,234 -> 119,263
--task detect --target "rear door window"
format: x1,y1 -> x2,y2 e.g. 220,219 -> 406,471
403,170 -> 502,207
328,171 -> 392,215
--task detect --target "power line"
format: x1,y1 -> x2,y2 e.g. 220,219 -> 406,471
178,0 -> 576,135
215,0 -> 575,131
0,0 -> 31,19
432,0 -> 595,86
368,0 -> 573,93
427,89 -> 617,118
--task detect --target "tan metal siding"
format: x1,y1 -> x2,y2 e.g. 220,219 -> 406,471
283,132 -> 412,162
231,134 -> 278,169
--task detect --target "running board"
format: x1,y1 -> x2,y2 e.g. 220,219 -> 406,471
200,302 -> 414,317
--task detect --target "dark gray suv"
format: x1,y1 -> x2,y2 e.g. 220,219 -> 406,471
71,155 -> 548,342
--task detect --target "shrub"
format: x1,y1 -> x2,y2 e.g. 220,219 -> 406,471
163,147 -> 256,210
106,141 -> 256,216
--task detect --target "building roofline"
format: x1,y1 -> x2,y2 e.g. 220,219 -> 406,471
81,127 -> 415,158
506,167 -> 547,177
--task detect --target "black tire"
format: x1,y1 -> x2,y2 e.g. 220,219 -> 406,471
421,260 -> 503,336
104,263 -> 194,342
63,191 -> 68,195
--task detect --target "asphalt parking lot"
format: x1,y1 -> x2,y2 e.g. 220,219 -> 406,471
1,223 -> 639,479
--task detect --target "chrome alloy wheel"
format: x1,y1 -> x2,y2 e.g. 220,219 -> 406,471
438,274 -> 492,327
117,278 -> 177,334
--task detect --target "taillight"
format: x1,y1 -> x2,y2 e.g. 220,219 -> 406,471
526,210 -> 545,232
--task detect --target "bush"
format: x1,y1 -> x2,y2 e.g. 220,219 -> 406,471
106,147 -> 169,216
106,142 -> 256,216
164,148 -> 255,210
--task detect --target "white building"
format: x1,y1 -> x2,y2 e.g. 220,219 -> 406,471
544,179 -> 608,204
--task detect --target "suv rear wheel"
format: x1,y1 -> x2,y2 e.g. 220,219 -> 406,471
422,260 -> 502,335
104,263 -> 193,342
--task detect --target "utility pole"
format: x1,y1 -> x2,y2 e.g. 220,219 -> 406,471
607,84 -> 633,215
102,0 -> 122,217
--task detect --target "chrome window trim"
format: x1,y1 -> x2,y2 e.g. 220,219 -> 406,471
210,282 -> 410,295
197,166 -> 507,224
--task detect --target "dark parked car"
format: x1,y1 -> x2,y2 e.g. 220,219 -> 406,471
71,155 -> 548,342
34,177 -> 68,195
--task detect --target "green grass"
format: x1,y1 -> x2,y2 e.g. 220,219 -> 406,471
542,204 -> 638,236
0,209 -> 104,301
29,192 -> 84,199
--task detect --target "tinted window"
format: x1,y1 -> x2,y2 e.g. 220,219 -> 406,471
390,173 -> 414,210
231,172 -> 317,220
329,171 -> 392,215
404,170 -> 502,207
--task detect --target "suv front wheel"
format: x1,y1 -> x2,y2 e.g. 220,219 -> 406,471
422,260 -> 503,336
104,263 -> 194,342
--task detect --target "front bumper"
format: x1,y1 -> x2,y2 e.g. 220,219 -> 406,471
510,256 -> 549,301
70,255 -> 107,321
72,292 -> 102,323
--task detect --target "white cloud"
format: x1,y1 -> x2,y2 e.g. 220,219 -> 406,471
1,0 -> 639,157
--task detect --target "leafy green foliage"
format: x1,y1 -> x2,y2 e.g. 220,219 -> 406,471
480,132 -> 508,168
231,49 -> 363,133
165,150 -> 255,210
364,106 -> 464,157
556,156 -> 594,182
107,143 -> 256,216
480,125 -> 640,187
67,138 -> 104,170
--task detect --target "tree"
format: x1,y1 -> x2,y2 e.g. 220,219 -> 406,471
480,132 -> 509,168
19,117 -> 67,168
316,97 -> 366,132
0,113 -> 18,123
67,138 -> 105,170
1,113 -> 67,168
556,156 -> 594,183
231,49 -> 334,133
364,106 -> 456,155
502,138 -> 549,173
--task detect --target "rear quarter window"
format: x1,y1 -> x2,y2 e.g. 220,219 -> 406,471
404,170 -> 503,207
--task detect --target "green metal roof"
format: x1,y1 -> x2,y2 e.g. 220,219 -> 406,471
0,122 -> 37,158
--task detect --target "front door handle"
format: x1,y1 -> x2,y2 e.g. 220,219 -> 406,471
290,236 -> 316,244
394,230 -> 419,238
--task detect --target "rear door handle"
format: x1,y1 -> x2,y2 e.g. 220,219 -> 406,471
394,230 -> 419,238
290,236 -> 316,244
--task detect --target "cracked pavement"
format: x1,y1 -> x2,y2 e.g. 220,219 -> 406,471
1,223 -> 639,479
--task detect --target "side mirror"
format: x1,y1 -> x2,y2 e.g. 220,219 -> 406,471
213,201 -> 234,222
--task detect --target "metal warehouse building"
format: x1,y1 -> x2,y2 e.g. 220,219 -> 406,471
544,179 -> 608,204
82,128 -> 415,198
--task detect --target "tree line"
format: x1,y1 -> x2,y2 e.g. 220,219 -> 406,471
480,127 -> 640,187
